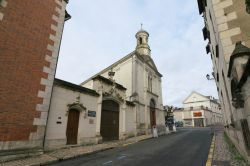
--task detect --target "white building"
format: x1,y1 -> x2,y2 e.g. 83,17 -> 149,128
44,29 -> 166,149
173,91 -> 223,127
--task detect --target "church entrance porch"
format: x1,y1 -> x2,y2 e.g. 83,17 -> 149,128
66,109 -> 80,145
101,100 -> 120,141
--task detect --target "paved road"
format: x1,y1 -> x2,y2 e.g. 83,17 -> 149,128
48,128 -> 212,166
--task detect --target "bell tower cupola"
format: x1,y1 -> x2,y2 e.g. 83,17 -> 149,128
135,26 -> 151,56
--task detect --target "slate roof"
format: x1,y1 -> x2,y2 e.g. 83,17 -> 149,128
54,78 -> 99,96
81,51 -> 162,86
93,75 -> 127,91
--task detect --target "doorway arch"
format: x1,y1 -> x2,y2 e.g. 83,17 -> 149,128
150,99 -> 156,128
66,109 -> 80,145
101,100 -> 120,141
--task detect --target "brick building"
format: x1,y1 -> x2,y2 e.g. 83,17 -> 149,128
0,0 -> 70,157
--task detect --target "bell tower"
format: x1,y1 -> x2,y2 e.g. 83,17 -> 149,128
135,26 -> 151,56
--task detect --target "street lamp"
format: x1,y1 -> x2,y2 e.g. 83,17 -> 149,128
108,68 -> 115,81
206,73 -> 215,80
228,41 -> 250,108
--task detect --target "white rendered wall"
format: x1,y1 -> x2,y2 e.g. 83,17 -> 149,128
45,85 -> 98,148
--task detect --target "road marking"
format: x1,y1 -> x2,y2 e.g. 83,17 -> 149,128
103,160 -> 113,165
205,135 -> 215,166
117,155 -> 127,160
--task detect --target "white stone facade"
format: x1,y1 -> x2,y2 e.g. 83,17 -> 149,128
173,92 -> 223,127
82,29 -> 166,136
45,81 -> 99,149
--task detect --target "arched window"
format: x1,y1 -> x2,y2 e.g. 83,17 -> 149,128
150,99 -> 155,108
139,37 -> 143,44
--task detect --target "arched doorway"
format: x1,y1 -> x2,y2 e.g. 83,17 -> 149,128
66,109 -> 80,145
101,100 -> 119,141
150,99 -> 156,128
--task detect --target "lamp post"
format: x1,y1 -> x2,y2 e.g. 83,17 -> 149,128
206,73 -> 215,80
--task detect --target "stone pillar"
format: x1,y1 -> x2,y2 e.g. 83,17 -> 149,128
95,91 -> 103,143
145,105 -> 149,134
134,105 -> 138,136
192,119 -> 194,127
121,102 -> 126,139
203,118 -> 206,127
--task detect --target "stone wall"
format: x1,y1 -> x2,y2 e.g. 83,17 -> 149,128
202,0 -> 250,162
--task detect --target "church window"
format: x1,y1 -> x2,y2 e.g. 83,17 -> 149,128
139,37 -> 143,44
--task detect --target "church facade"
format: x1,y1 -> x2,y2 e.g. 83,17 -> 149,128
44,29 -> 166,149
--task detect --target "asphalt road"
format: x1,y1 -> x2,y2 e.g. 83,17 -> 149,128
48,128 -> 212,166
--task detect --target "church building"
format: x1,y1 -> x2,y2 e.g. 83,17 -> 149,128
0,0 -> 165,160
44,29 -> 166,149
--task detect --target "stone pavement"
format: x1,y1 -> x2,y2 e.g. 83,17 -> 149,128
211,125 -> 249,166
0,134 -> 152,166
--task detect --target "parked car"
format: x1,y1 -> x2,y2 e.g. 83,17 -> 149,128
175,121 -> 183,127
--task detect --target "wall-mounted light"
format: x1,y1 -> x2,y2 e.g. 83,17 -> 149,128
206,73 -> 215,80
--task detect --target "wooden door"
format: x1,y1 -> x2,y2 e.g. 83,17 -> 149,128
101,110 -> 119,141
150,110 -> 156,127
66,109 -> 80,145
150,99 -> 156,127
101,100 -> 119,141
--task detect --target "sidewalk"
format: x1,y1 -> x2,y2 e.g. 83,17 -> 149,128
0,134 -> 152,166
210,125 -> 249,166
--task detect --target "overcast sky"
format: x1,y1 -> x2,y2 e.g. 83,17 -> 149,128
56,0 -> 218,107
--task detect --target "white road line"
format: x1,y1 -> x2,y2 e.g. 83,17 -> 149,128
103,160 -> 113,165
117,155 -> 127,160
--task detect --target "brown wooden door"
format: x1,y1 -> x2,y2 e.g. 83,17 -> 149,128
66,109 -> 80,145
101,100 -> 119,141
150,110 -> 156,127
150,99 -> 156,127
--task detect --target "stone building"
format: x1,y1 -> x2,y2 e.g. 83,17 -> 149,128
197,0 -> 250,161
81,29 -> 166,137
0,0 -> 166,160
44,29 -> 166,149
0,0 -> 70,160
173,92 -> 223,127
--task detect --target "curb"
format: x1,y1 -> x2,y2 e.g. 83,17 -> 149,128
40,136 -> 152,165
206,135 -> 215,166
0,135 -> 154,166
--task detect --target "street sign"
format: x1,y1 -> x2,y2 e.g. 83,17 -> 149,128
88,110 -> 96,117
